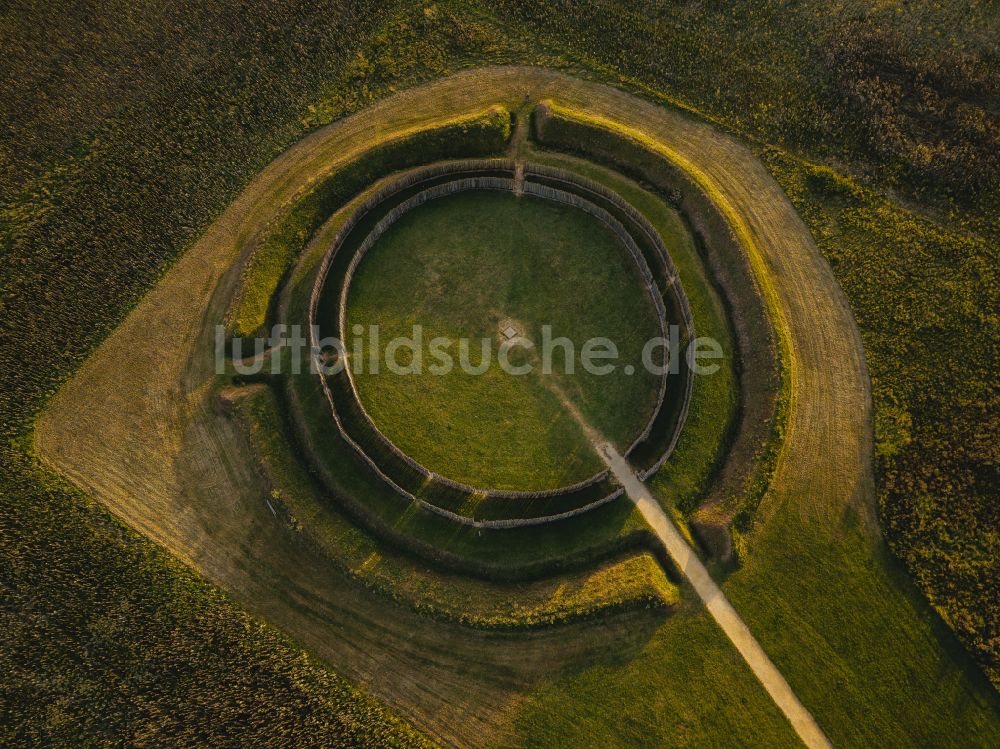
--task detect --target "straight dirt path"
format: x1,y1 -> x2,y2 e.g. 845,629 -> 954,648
602,444 -> 832,749
550,368 -> 830,749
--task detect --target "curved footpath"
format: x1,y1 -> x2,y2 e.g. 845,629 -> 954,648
37,67 -> 998,748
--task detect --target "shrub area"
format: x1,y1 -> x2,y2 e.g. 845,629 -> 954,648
489,0 -> 999,208
822,20 -> 1000,203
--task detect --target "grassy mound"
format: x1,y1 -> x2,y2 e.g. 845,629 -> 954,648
278,157 -> 723,578
25,57 -> 999,748
227,106 -> 512,340
341,189 -> 662,491
234,383 -> 679,627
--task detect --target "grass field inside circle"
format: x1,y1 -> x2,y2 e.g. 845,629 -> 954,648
340,189 -> 666,492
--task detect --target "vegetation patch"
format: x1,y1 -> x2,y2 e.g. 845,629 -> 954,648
232,383 -> 678,628
822,20 -> 1000,202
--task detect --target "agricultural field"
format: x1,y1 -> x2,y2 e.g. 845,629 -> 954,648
2,2 -> 997,748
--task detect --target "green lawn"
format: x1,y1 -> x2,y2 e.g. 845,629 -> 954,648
29,62 -> 1000,748
341,190 -> 663,491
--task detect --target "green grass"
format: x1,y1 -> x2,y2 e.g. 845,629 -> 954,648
228,105 -> 512,339
725,496 -> 1000,747
278,144 -> 736,573
11,7 -> 998,741
342,189 -> 662,490
505,507 -> 1000,748
234,382 -> 679,627
505,605 -> 801,748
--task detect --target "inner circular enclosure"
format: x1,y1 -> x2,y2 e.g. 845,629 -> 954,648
337,189 -> 663,492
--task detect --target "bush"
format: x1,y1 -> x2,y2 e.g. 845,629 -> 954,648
823,20 -> 1000,202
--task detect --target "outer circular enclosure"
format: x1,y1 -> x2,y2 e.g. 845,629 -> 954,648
308,159 -> 694,526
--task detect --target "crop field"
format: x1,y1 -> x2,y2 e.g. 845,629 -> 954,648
2,2 -> 997,748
